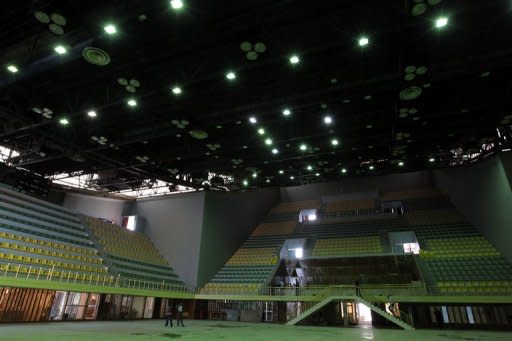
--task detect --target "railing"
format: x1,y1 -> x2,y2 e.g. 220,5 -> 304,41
198,282 -> 426,298
0,262 -> 189,293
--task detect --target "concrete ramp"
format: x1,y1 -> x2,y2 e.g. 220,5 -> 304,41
286,297 -> 334,325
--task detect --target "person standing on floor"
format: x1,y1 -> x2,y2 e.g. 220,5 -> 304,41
176,302 -> 185,327
164,306 -> 173,327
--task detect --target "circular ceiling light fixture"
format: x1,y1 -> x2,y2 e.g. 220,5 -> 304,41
87,110 -> 97,118
289,54 -> 300,65
34,11 -> 50,24
331,138 -> 339,146
6,64 -> 18,73
358,36 -> 369,47
400,86 -> 423,101
170,0 -> 184,10
429,157 -> 436,163
299,143 -> 307,151
127,98 -> 137,107
104,24 -> 117,35
59,117 -> 70,126
249,116 -> 257,124
50,13 -> 67,26
257,128 -> 265,135
265,138 -> 273,146
82,47 -> 111,66
323,115 -> 333,125
279,170 -> 284,174
172,86 -> 182,95
282,108 -> 291,117
272,148 -> 279,155
435,16 -> 448,29
54,45 -> 68,55
226,71 -> 236,80
341,168 -> 347,174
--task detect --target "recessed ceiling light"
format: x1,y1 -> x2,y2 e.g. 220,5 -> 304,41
249,116 -> 257,124
87,110 -> 97,118
299,143 -> 307,151
398,161 -> 404,167
258,128 -> 265,135
315,173 -> 320,177
265,179 -> 271,183
104,24 -> 117,35
279,170 -> 284,174
358,36 -> 369,47
54,45 -> 67,55
290,176 -> 295,180
127,98 -> 137,107
172,86 -> 182,95
369,165 -> 374,170
272,148 -> 279,154
289,55 -> 300,65
331,138 -> 339,146
59,117 -> 69,126
324,115 -> 333,125
170,0 -> 184,10
435,16 -> 448,29
242,179 -> 248,186
282,108 -> 291,116
265,138 -> 273,146
341,168 -> 347,174
429,157 -> 436,163
226,71 -> 236,80
6,64 -> 18,73
307,165 -> 313,171
252,172 -> 257,178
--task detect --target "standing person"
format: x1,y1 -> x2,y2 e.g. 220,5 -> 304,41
355,279 -> 361,297
164,306 -> 173,327
176,302 -> 185,327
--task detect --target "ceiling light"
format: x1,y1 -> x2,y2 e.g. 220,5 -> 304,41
265,138 -> 273,146
435,16 -> 448,29
315,173 -> 320,177
369,165 -> 374,170
331,138 -> 339,146
249,116 -> 257,124
307,165 -> 313,171
59,117 -> 69,126
127,98 -> 137,107
279,170 -> 284,174
242,179 -> 248,186
289,55 -> 300,65
258,128 -> 265,135
272,148 -> 279,154
104,24 -> 117,35
170,0 -> 184,10
87,110 -> 97,118
6,64 -> 18,73
341,168 -> 347,174
358,36 -> 369,47
324,115 -> 333,125
299,143 -> 307,151
290,176 -> 295,180
226,71 -> 236,80
172,86 -> 182,95
54,45 -> 67,55
282,108 -> 291,116
265,179 -> 270,183
429,157 -> 436,163
252,172 -> 257,178
398,161 -> 404,167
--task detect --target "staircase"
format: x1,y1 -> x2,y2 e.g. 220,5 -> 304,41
286,296 -> 333,325
357,296 -> 414,330
286,295 -> 415,330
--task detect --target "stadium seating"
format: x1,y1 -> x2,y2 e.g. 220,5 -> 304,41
312,236 -> 383,257
83,217 -> 184,287
323,198 -> 376,214
269,200 -> 320,214
251,221 -> 297,237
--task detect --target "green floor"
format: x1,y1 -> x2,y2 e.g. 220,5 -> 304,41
0,320 -> 510,341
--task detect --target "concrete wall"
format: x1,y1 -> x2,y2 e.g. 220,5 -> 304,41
280,171 -> 434,202
62,192 -> 127,225
134,192 -> 206,290
197,189 -> 280,287
433,153 -> 512,262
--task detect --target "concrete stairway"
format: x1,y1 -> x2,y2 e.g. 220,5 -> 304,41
357,296 -> 414,330
286,295 -> 414,330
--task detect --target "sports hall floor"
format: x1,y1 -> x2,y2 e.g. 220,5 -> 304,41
1,320 -> 509,341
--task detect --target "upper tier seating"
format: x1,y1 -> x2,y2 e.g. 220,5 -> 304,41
312,236 -> 383,257
381,188 -> 441,201
84,217 -> 184,287
406,209 -> 466,226
324,198 -> 376,214
251,221 -> 296,237
269,200 -> 320,214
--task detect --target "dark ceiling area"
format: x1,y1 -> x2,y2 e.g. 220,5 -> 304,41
1,0 -> 512,194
